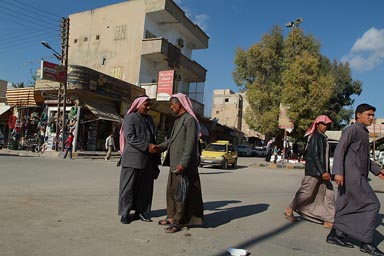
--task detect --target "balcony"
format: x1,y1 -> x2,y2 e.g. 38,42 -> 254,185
145,0 -> 209,50
141,38 -> 206,82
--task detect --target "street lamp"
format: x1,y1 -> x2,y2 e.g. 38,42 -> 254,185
41,41 -> 62,61
285,18 -> 303,54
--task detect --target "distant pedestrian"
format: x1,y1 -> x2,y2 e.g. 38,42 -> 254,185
63,132 -> 74,160
326,103 -> 384,255
265,138 -> 275,162
284,115 -> 334,229
105,132 -> 115,161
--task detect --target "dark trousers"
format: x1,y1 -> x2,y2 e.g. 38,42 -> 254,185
118,164 -> 154,216
63,146 -> 72,159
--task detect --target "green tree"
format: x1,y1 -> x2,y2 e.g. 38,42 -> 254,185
233,25 -> 361,139
233,26 -> 285,137
326,60 -> 362,129
10,82 -> 25,88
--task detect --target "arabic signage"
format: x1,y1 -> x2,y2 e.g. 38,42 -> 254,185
156,70 -> 174,101
40,61 -> 66,83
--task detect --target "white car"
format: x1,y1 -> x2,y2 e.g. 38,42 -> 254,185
254,146 -> 267,157
236,145 -> 253,157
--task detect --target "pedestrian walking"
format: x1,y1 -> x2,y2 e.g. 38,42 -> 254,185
63,132 -> 74,160
284,115 -> 334,228
105,132 -> 115,161
326,103 -> 384,255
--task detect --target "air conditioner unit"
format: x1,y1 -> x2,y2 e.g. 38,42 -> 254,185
177,38 -> 184,48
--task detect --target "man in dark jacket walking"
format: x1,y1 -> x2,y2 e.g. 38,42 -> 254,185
284,115 -> 334,228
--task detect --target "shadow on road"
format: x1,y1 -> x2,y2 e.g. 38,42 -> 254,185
204,201 -> 269,228
211,221 -> 298,256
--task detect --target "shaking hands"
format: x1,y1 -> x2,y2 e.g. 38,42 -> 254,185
149,143 -> 159,154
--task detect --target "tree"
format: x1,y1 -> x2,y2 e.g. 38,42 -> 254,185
233,26 -> 285,137
233,25 -> 361,139
10,82 -> 25,88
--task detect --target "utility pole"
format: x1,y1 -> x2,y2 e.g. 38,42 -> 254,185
59,17 -> 69,151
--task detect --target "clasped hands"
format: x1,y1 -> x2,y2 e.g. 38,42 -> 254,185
149,143 -> 159,154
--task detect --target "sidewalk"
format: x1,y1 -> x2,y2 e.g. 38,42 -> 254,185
0,148 -> 120,159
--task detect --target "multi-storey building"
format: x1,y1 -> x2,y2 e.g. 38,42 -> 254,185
34,0 -> 209,151
211,89 -> 264,145
68,0 -> 208,115
211,89 -> 242,129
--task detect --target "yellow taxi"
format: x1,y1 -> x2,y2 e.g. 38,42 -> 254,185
200,140 -> 238,169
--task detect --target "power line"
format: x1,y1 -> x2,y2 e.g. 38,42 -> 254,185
0,7 -> 59,31
3,0 -> 62,19
0,33 -> 60,50
0,0 -> 61,24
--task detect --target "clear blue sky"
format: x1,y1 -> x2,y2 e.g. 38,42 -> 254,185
1,0 -> 383,118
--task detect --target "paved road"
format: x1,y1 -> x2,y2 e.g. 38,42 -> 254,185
1,155 -> 384,256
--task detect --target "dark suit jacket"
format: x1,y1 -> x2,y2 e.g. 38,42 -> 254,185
159,113 -> 199,172
121,112 -> 158,169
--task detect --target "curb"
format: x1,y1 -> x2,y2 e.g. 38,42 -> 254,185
251,162 -> 305,169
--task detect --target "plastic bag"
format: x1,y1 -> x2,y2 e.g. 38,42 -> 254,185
174,174 -> 189,203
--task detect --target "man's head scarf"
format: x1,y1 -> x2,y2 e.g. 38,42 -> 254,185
119,95 -> 149,154
171,93 -> 199,124
304,115 -> 332,138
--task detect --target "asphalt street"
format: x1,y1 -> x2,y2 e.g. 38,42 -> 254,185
1,154 -> 384,256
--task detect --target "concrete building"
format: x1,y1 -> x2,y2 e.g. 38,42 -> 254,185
211,89 -> 242,129
68,0 -> 208,115
211,89 -> 264,145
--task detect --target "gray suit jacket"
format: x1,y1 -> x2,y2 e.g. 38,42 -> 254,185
121,112 -> 157,169
159,113 -> 199,172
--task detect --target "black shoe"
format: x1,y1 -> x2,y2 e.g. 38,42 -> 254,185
326,233 -> 354,248
120,215 -> 131,224
134,213 -> 153,222
360,243 -> 384,256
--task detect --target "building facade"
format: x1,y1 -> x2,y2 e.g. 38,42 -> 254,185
68,0 -> 208,115
211,89 -> 242,129
211,89 -> 265,145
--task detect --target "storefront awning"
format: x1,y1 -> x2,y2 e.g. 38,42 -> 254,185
0,105 -> 11,117
84,103 -> 123,123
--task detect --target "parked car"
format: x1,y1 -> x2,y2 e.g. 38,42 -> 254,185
376,151 -> 384,167
0,130 -> 4,149
200,140 -> 238,169
236,144 -> 253,157
254,146 -> 267,157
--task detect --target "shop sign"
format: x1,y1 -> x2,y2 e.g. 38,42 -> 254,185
156,70 -> 174,101
40,61 -> 66,83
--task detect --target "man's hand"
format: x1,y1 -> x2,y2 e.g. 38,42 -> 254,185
334,174 -> 344,187
322,172 -> 331,181
148,144 -> 159,153
175,164 -> 185,173
378,170 -> 384,180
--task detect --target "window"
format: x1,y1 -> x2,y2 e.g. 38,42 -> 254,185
74,39 -> 78,43
111,66 -> 123,79
216,110 -> 219,114
114,25 -> 127,40
84,37 -> 88,42
96,35 -> 100,40
225,98 -> 229,103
